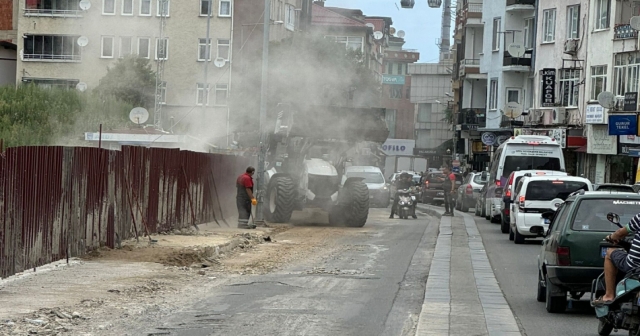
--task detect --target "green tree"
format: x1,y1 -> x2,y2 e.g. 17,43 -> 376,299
95,55 -> 156,108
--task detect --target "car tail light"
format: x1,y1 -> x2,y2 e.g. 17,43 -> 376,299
496,180 -> 501,187
424,181 -> 429,189
507,174 -> 515,188
506,189 -> 511,198
466,185 -> 472,194
504,208 -> 510,215
557,247 -> 571,266
518,195 -> 525,210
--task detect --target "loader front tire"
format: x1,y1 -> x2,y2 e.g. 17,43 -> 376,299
264,176 -> 296,223
342,180 -> 369,227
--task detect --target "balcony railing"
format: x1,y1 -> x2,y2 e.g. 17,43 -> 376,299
506,0 -> 535,6
614,24 -> 638,40
462,59 -> 480,66
458,3 -> 483,25
459,59 -> 480,77
457,108 -> 486,129
24,8 -> 82,16
23,54 -> 82,62
503,50 -> 532,68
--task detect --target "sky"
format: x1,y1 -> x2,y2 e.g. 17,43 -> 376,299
325,0 -> 445,62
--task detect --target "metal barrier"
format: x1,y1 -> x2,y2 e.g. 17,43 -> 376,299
0,146 -> 251,279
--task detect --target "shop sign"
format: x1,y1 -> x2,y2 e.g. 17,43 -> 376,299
481,132 -> 496,146
608,114 -> 638,136
472,141 -> 486,153
625,92 -> 638,111
382,139 -> 415,156
495,135 -> 509,147
618,135 -> 640,156
413,148 -> 437,156
541,68 -> 556,107
382,75 -> 405,85
585,104 -> 606,124
587,124 -> 617,155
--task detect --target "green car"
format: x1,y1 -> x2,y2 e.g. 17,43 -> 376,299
535,191 -> 640,313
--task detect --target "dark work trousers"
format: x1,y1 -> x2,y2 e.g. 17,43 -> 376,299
443,190 -> 453,213
236,198 -> 252,227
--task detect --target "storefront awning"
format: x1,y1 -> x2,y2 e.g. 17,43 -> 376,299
574,145 -> 588,153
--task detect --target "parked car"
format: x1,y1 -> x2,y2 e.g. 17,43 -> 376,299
510,175 -> 592,244
343,166 -> 390,208
422,171 -> 462,204
475,182 -> 487,217
455,172 -> 487,212
593,183 -> 636,193
500,170 -> 568,234
534,192 -> 640,313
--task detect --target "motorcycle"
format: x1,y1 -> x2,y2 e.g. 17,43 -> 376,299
395,188 -> 417,219
591,212 -> 638,336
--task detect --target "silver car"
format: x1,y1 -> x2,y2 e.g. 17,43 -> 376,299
343,166 -> 390,208
456,172 -> 487,212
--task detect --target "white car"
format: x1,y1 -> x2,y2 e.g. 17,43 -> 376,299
510,175 -> 593,244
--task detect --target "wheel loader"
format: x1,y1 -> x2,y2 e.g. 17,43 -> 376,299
262,105 -> 389,227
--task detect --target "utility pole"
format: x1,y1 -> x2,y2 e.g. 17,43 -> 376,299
254,0 -> 271,224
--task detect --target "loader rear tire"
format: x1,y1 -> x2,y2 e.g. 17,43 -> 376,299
265,176 -> 296,223
342,180 -> 369,227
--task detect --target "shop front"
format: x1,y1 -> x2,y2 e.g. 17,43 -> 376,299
585,124 -> 617,184
617,135 -> 640,184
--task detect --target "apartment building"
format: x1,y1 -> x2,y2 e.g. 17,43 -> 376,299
0,0 -> 18,85
14,0 -> 233,137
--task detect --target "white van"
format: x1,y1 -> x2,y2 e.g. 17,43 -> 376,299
484,135 -> 565,223
510,175 -> 592,244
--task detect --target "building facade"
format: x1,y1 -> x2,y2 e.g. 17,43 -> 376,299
0,0 -> 17,85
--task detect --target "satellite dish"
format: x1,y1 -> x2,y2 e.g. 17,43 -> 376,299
397,30 -> 406,38
373,31 -> 384,40
632,16 -> 640,31
214,58 -> 226,68
503,102 -> 523,118
78,0 -> 91,10
366,23 -> 375,29
77,36 -> 88,47
76,82 -> 87,92
507,43 -> 525,58
129,107 -> 149,125
598,91 -> 616,109
389,27 -> 396,35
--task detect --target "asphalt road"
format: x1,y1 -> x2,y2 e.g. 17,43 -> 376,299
470,209 -> 624,336
120,209 -> 439,336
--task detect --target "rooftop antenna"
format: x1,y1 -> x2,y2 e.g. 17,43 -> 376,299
153,0 -> 169,130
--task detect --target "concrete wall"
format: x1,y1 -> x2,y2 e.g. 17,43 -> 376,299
0,46 -> 16,85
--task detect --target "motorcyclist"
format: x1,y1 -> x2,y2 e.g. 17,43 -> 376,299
390,173 -> 417,219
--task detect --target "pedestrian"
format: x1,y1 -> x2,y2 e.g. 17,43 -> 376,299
442,166 -> 456,216
237,166 -> 257,229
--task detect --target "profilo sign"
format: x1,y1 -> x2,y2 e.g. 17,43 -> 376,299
541,68 -> 556,107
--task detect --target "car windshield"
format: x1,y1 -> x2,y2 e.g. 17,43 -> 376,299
525,180 -> 589,200
413,176 -> 421,184
572,199 -> 640,232
472,174 -> 487,185
428,173 -> 445,183
502,156 -> 561,179
596,185 -> 635,192
347,172 -> 384,184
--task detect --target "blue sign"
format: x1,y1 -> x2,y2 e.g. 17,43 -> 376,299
452,166 -> 461,173
630,149 -> 640,157
382,75 -> 405,85
608,115 -> 638,136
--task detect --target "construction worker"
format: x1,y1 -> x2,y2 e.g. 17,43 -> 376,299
237,166 -> 257,229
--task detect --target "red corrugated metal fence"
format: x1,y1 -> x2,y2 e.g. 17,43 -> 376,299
0,146 -> 251,279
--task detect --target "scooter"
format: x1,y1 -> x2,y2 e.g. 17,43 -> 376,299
395,188 -> 417,219
591,212 -> 638,336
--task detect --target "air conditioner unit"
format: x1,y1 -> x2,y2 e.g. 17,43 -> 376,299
567,109 -> 581,125
526,110 -> 542,125
542,109 -> 553,125
552,107 -> 566,124
563,39 -> 578,55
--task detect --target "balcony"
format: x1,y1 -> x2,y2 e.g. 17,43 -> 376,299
614,24 -> 637,40
459,3 -> 483,27
503,50 -> 532,71
458,59 -> 480,77
457,108 -> 486,131
506,0 -> 535,11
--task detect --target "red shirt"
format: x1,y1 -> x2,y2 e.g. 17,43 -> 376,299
237,173 -> 254,189
448,173 -> 456,182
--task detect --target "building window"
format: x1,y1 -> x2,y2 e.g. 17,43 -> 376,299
560,68 -> 581,107
24,0 -> 81,15
325,36 -> 364,52
489,79 -> 498,110
385,109 -> 396,138
156,38 -> 168,60
417,103 -> 432,122
101,36 -> 115,58
156,0 -> 169,16
524,18 -> 534,49
196,83 -> 209,106
138,37 -> 150,58
158,81 -> 166,104
140,0 -> 151,15
390,85 -> 403,99
405,86 -> 411,99
595,0 -> 611,30
387,62 -> 393,74
506,88 -> 521,104
198,38 -> 211,61
219,0 -> 231,17
217,39 -> 230,60
200,0 -> 211,15
492,18 -> 501,51
122,0 -> 133,15
285,4 -> 296,31
120,36 -> 132,57
23,35 -> 81,61
22,77 -> 79,89
614,52 -> 640,96
590,65 -> 607,100
215,84 -> 228,105
542,9 -> 556,43
567,5 -> 580,39
103,0 -> 115,14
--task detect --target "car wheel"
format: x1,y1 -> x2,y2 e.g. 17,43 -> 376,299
597,319 -> 614,336
514,227 -> 525,244
545,274 -> 567,313
500,215 -> 509,233
474,204 -> 480,216
536,270 -> 546,302
490,215 -> 500,224
461,201 -> 469,213
480,201 -> 487,217
509,226 -> 514,241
